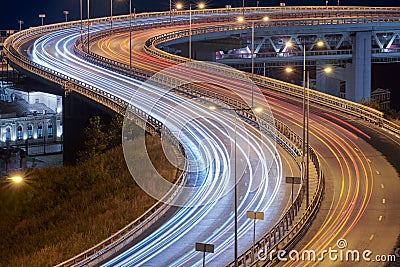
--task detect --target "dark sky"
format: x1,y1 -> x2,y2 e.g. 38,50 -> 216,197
1,0 -> 400,30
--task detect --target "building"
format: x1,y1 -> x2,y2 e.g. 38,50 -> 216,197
371,88 -> 391,111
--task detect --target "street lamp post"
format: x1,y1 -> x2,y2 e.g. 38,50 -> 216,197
38,14 -> 46,26
176,3 -> 205,61
285,39 -> 325,207
63,10 -> 69,22
80,0 -> 83,43
238,16 -> 269,108
129,1 -> 133,70
246,211 -> 264,263
87,0 -> 90,53
210,105 -> 263,267
110,0 -> 113,30
18,20 -> 24,31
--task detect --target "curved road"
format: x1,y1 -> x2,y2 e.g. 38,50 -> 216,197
6,6 -> 400,267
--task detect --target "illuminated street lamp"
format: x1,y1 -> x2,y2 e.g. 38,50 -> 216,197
285,38 -> 328,207
38,14 -> 46,26
209,105 -> 263,267
9,175 -> 24,184
176,2 -> 205,61
63,10 -> 69,22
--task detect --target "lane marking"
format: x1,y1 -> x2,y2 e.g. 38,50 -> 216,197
382,198 -> 386,204
370,234 -> 374,241
379,216 -> 383,221
376,170 -> 380,175
381,184 -> 384,189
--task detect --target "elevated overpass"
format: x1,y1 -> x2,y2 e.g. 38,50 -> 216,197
3,6 -> 400,267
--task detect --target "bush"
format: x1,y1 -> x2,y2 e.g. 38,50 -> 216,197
0,133 -> 179,266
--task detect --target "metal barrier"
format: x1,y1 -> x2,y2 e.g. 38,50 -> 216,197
3,6 -> 400,266
142,16 -> 400,137
73,31 -> 324,267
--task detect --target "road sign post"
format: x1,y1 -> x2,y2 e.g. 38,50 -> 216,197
195,242 -> 214,267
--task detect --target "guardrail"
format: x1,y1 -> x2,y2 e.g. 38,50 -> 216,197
143,17 -> 400,137
73,26 -> 325,267
2,17 -> 194,267
3,6 -> 399,266
56,127 -> 187,267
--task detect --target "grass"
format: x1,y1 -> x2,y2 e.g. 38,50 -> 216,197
0,133 -> 180,267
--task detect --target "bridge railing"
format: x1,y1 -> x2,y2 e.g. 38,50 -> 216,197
3,24 -> 194,267
73,28 -> 326,267
142,17 -> 400,137
3,6 -> 399,266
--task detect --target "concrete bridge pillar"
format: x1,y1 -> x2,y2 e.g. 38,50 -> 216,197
315,31 -> 371,102
348,31 -> 372,101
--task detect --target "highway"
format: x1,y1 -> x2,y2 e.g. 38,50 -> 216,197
90,9 -> 400,266
11,15 -> 302,266
5,6 -> 400,267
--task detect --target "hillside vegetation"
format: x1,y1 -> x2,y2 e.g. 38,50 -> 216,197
0,116 -> 179,266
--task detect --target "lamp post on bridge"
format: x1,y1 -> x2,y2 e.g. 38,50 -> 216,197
209,105 -> 263,267
237,16 -> 270,109
87,0 -> 90,53
285,39 -> 329,207
18,20 -> 24,31
63,10 -> 69,22
176,2 -> 205,61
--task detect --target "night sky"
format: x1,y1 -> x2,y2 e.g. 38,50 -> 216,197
1,0 -> 399,109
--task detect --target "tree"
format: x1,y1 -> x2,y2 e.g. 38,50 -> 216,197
79,116 -> 108,159
359,97 -> 380,111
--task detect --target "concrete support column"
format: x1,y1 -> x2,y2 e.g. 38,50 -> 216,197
349,31 -> 372,101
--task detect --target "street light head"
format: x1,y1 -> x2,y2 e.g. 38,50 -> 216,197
198,2 -> 205,9
9,175 -> 24,184
253,107 -> 263,114
176,3 -> 183,10
316,40 -> 324,47
262,16 -> 269,22
285,67 -> 294,73
286,41 -> 293,47
323,66 -> 333,74
237,16 -> 245,23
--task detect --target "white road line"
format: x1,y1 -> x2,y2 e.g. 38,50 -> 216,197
381,184 -> 384,189
379,216 -> 383,221
382,198 -> 386,204
370,234 -> 374,240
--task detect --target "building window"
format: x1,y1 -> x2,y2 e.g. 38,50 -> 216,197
48,123 -> 53,138
17,126 -> 23,140
5,127 -> 11,141
27,125 -> 33,139
37,124 -> 43,139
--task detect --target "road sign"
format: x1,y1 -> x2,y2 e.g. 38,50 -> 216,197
196,243 -> 214,253
246,211 -> 264,220
286,177 -> 301,184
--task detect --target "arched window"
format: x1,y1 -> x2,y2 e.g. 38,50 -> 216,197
5,127 -> 11,141
37,124 -> 43,139
47,123 -> 53,138
27,125 -> 33,139
17,125 -> 23,140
